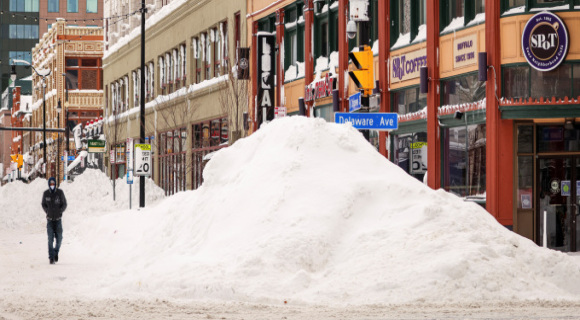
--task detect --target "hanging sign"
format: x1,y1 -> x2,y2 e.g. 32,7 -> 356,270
88,140 -> 106,153
522,11 -> 568,72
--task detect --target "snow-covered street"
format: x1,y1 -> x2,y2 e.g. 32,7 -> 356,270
2,117 -> 580,319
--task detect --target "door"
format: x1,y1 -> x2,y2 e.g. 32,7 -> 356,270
537,157 -> 578,252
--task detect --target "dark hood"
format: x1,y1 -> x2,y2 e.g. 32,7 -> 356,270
48,177 -> 56,192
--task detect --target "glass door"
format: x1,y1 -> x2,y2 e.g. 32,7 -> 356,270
537,157 -> 578,252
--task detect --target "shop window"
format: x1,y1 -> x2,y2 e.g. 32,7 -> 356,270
440,73 -> 486,106
442,123 -> 486,197
283,4 -> 304,71
392,86 -> 426,115
441,0 -> 484,33
159,128 -> 187,196
192,118 -> 228,190
314,105 -> 334,122
537,125 -> 580,153
391,0 -> 426,48
574,65 -> 580,99
394,132 -> 428,182
531,65 -> 572,101
502,66 -> 529,100
504,64 -> 578,101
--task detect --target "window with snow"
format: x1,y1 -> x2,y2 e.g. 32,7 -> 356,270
213,27 -> 221,77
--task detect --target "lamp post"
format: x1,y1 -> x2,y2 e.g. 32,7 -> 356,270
11,59 -> 51,178
57,99 -> 62,186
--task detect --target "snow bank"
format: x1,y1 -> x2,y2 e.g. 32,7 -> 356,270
69,117 -> 580,305
0,169 -> 164,232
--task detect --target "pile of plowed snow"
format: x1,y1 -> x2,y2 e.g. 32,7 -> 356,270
67,117 -> 580,305
0,169 -> 164,232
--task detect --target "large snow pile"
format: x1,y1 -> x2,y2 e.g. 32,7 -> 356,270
67,117 -> 580,305
0,169 -> 164,232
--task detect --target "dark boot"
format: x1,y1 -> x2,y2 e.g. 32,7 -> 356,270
50,258 -> 55,264
55,254 -> 58,263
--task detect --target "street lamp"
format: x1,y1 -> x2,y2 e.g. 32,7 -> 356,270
57,99 -> 62,185
12,59 -> 51,178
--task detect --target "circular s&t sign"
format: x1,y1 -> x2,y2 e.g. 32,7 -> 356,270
522,11 -> 568,72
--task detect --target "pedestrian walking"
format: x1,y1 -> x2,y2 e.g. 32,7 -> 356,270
41,177 -> 67,264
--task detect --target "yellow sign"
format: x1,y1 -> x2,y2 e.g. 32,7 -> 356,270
10,154 -> 23,168
348,45 -> 375,94
135,144 -> 151,151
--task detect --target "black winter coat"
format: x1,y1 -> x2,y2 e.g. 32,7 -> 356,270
42,189 -> 67,220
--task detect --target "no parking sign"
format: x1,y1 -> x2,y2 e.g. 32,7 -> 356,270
134,144 -> 152,177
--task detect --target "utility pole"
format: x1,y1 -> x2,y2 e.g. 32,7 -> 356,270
139,0 -> 147,208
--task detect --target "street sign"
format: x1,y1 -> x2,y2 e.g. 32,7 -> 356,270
126,138 -> 134,171
110,149 -> 115,164
127,170 -> 134,184
275,106 -> 287,118
335,112 -> 398,131
349,0 -> 369,21
88,140 -> 106,153
60,156 -> 75,161
134,144 -> 152,177
349,92 -> 361,112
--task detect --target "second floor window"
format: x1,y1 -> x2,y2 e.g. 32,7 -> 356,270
48,0 -> 59,12
65,58 -> 102,90
86,0 -> 98,13
9,25 -> 39,39
68,0 -> 78,13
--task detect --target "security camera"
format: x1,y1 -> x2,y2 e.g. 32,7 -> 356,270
346,20 -> 357,39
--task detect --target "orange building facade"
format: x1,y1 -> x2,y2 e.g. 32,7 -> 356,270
247,0 -> 580,252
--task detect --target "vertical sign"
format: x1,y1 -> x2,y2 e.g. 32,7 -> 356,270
256,33 -> 275,128
126,138 -> 134,171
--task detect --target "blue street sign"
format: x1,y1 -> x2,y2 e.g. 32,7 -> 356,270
335,112 -> 399,130
61,156 -> 75,161
349,92 -> 361,112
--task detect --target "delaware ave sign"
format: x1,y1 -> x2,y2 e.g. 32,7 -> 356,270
335,112 -> 398,130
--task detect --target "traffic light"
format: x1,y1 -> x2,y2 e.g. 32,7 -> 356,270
10,154 -> 23,168
348,45 -> 374,95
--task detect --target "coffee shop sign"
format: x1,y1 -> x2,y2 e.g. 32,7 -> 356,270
305,73 -> 336,102
391,48 -> 427,83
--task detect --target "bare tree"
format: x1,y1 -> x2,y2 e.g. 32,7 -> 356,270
219,67 -> 249,144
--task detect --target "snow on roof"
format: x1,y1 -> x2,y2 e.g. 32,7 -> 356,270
107,75 -> 228,123
104,0 -> 189,60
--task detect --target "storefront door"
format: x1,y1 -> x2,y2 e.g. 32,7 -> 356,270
537,157 -> 580,252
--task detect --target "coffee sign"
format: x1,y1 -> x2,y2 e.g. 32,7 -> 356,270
522,11 -> 568,72
390,48 -> 427,83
